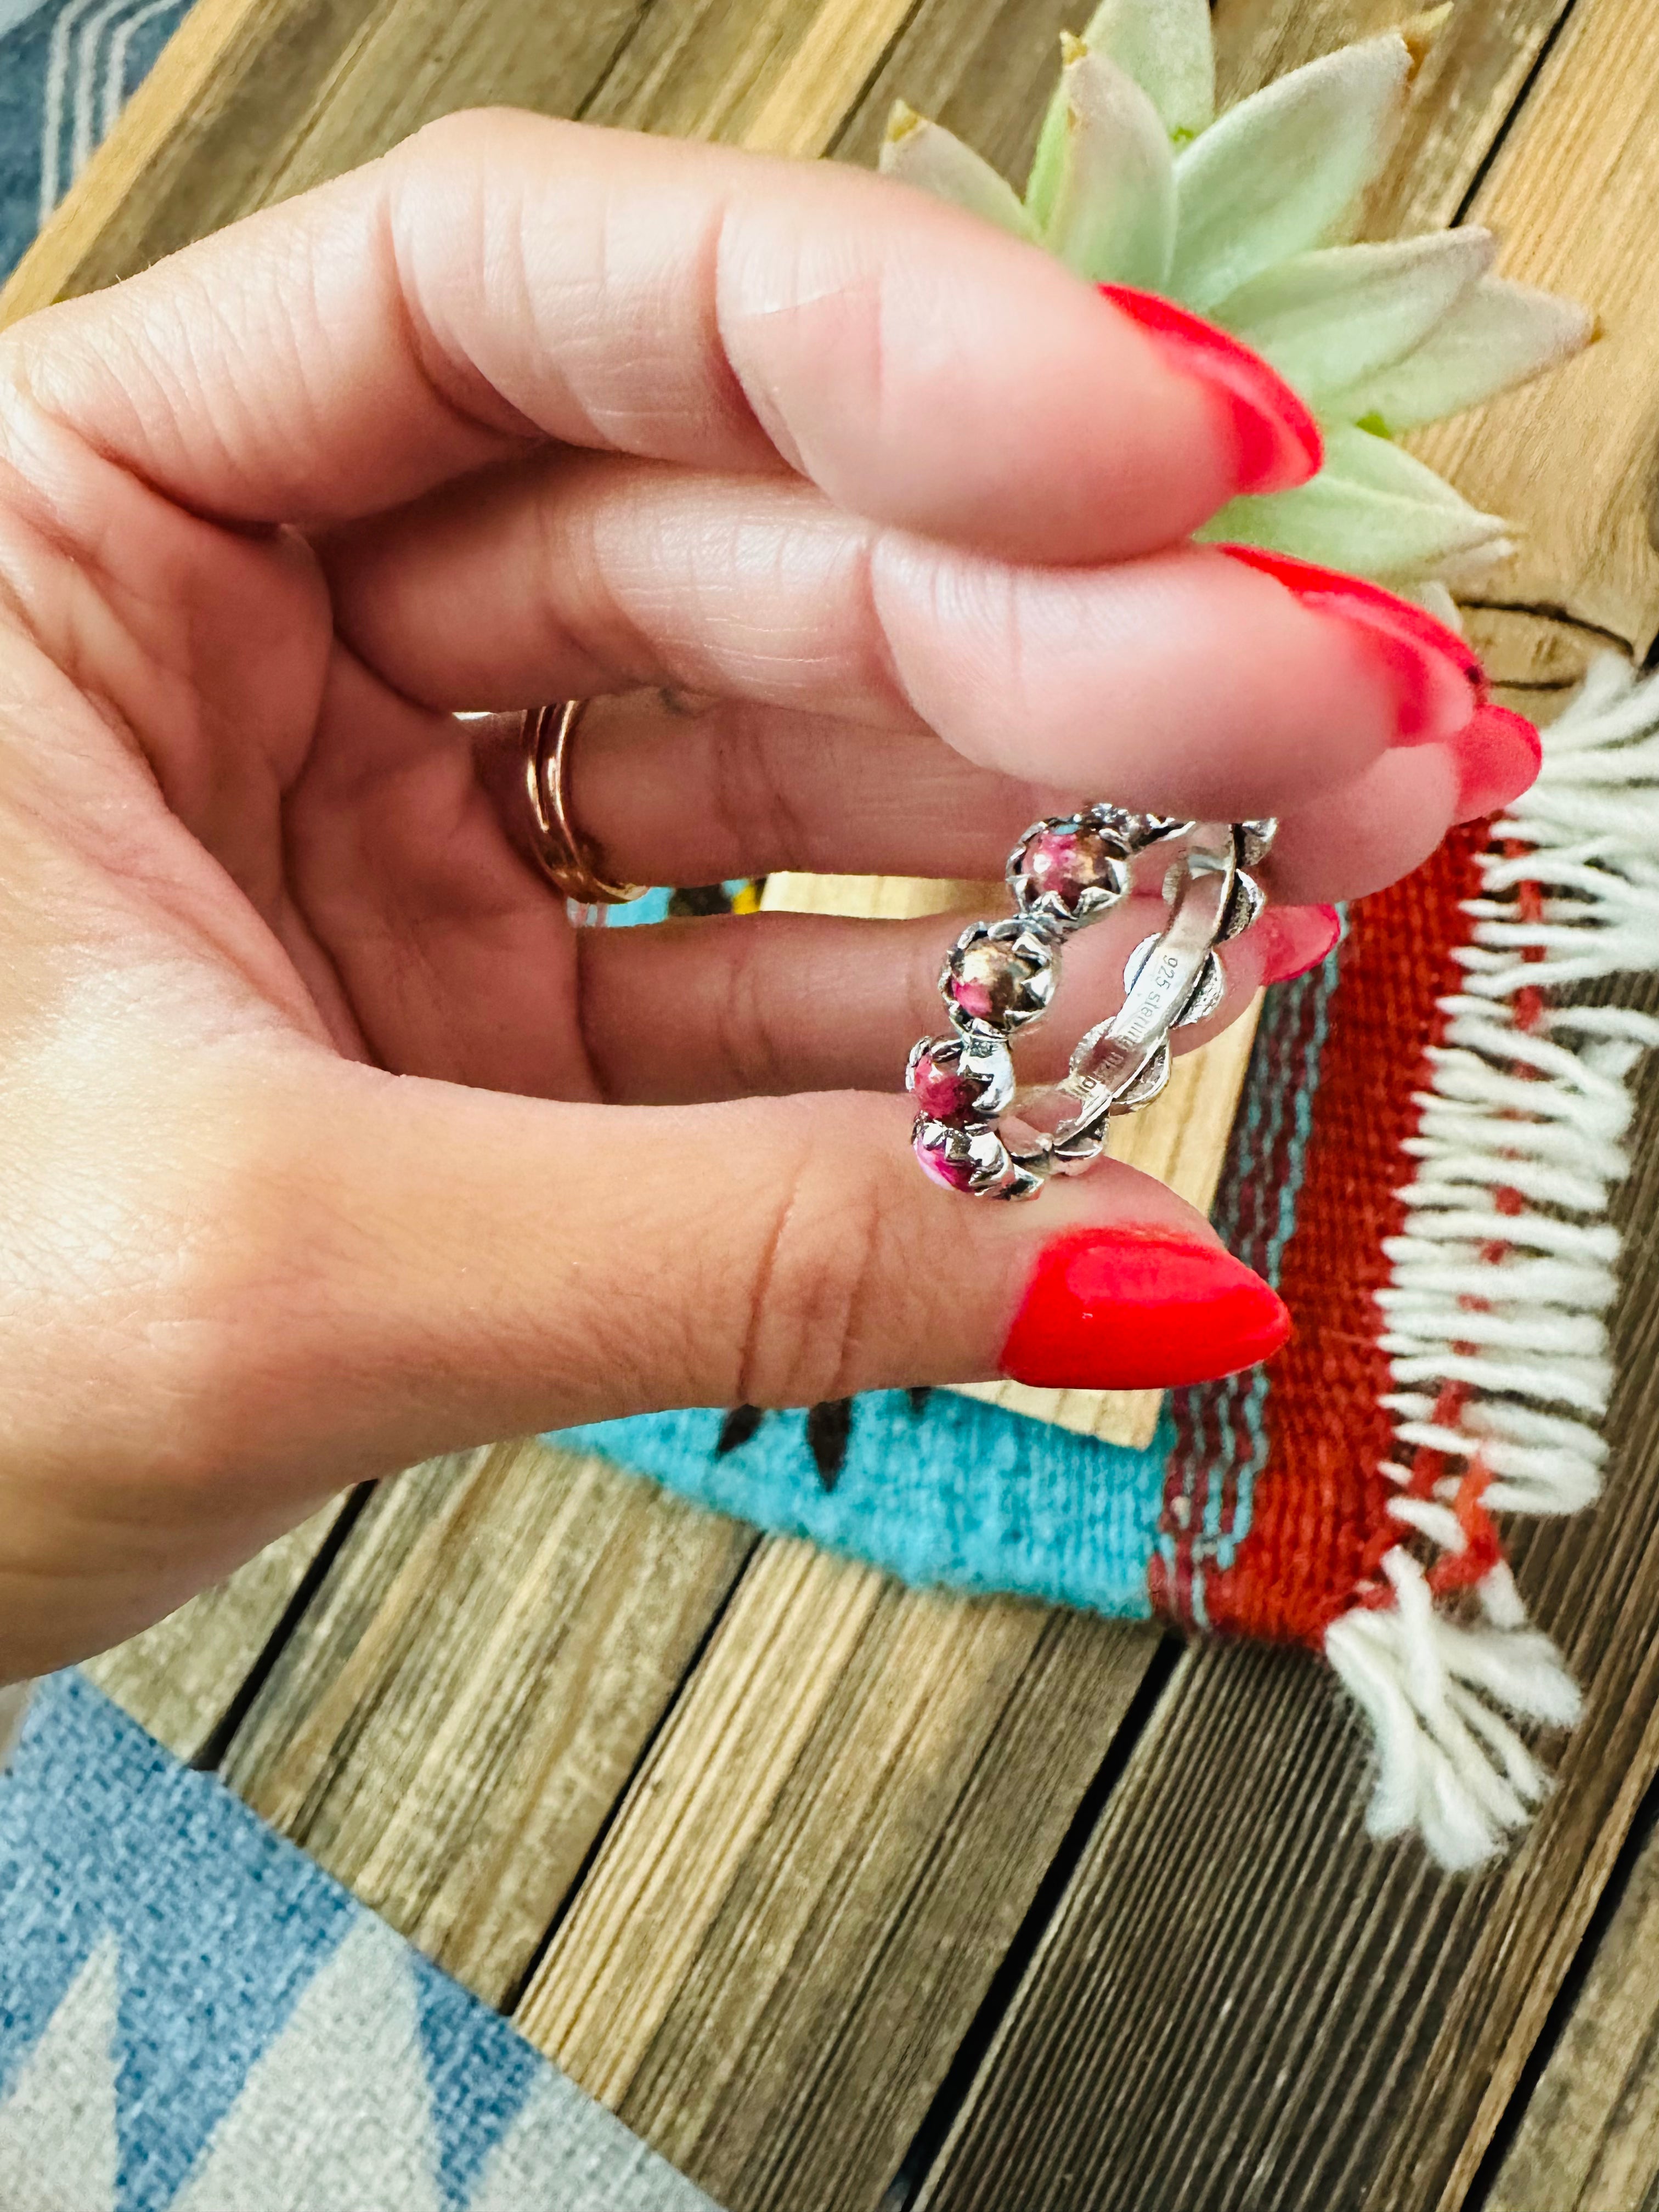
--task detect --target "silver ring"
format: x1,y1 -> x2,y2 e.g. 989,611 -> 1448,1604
907,808 -> 1275,1200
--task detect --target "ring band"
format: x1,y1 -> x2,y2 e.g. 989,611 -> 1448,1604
519,702 -> 646,906
907,808 -> 1276,1200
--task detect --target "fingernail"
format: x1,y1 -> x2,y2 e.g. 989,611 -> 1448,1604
1454,701 -> 1542,821
1217,544 -> 1481,746
1101,285 -> 1322,497
999,1226 -> 1291,1390
1257,903 -> 1342,986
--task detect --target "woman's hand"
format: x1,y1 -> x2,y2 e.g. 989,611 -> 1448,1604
0,112 -> 1530,1678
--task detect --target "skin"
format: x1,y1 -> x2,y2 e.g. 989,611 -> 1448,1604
0,112 -> 1471,1681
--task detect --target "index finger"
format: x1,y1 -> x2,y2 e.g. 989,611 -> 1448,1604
0,110 -> 1316,563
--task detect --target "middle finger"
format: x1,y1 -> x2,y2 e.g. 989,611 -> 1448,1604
323,452 -> 1479,820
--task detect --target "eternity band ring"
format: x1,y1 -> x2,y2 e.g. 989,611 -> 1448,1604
517,701 -> 646,907
907,808 -> 1276,1201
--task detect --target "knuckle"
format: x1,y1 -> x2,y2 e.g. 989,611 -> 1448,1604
714,915 -> 795,1097
394,105 -> 532,176
735,1106 -> 894,1407
707,702 -> 810,872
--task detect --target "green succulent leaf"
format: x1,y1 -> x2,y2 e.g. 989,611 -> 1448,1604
879,101 -> 1040,240
1212,230 -> 1496,410
1328,276 -> 1596,430
1036,44 -> 1176,286
882,10 -> 1591,597
1198,422 -> 1510,580
1170,33 -> 1412,312
1077,0 -> 1215,140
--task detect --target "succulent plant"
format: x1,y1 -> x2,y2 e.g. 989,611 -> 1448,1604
879,0 -> 1593,618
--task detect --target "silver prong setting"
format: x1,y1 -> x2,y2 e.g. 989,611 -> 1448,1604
909,809 -> 1279,1201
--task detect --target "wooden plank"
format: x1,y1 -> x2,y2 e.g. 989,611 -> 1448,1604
1462,604 -> 1613,716
0,0 -> 654,321
516,1538 -> 1161,2209
0,0 -> 390,319
220,1440 -> 756,2005
1409,0 -> 1659,656
586,0 -> 918,153
1209,0 -> 1575,240
832,0 -> 1090,179
1486,1808 -> 1659,2212
894,1 -> 1659,2205
82,1502 -> 348,1761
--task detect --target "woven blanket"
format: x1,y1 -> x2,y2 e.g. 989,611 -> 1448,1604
0,1677 -> 718,2210
4,0 -> 1657,1877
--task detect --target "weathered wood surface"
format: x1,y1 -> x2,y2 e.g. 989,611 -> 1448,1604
16,0 -> 1659,2210
1487,1801 -> 1659,2212
222,1442 -> 758,2005
516,1554 -> 1159,2210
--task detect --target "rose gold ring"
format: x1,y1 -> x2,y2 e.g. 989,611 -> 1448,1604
518,702 -> 646,906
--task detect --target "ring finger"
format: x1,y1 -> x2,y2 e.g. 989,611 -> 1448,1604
323,452 -> 1479,821
512,685 -> 1505,908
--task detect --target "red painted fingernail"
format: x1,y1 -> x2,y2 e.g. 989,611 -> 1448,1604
999,1227 -> 1291,1390
1101,285 -> 1323,497
1217,544 -> 1482,746
1257,903 -> 1342,986
1454,701 -> 1542,821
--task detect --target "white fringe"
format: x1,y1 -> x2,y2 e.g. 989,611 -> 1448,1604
1327,654 -> 1659,1872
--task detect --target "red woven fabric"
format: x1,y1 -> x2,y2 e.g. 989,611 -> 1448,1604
1153,823 -> 1488,1646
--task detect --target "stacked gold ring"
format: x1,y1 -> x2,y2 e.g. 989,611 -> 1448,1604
518,701 -> 646,907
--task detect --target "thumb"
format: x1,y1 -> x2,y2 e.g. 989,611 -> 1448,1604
245,1058 -> 1289,1485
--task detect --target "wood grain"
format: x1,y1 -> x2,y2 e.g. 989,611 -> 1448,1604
587,0 -> 917,153
1210,0 -> 1575,239
517,1539 -> 1161,2209
1409,0 -> 1659,656
0,0 -> 389,319
1487,1809 -> 1659,2212
82,1503 -> 348,1760
219,1440 -> 756,2005
831,0 -> 1080,178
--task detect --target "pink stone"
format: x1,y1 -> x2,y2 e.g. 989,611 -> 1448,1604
915,1127 -> 979,1190
910,1047 -> 980,1123
1023,823 -> 1121,906
951,977 -> 997,1021
949,937 -> 1033,1024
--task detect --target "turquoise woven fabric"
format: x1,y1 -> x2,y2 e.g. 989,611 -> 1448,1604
558,1393 -> 1178,1620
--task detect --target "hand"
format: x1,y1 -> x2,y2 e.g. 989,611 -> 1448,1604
0,112 -> 1530,1678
